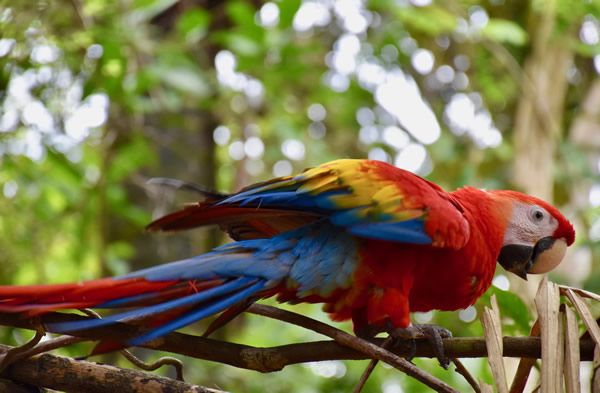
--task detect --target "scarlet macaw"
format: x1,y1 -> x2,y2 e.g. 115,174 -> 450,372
0,159 -> 575,350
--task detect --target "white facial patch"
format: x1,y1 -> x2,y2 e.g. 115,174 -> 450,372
502,203 -> 559,246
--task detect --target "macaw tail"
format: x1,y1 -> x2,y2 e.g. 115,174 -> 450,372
0,222 -> 334,345
0,276 -> 268,345
0,278 -> 182,314
0,243 -> 280,345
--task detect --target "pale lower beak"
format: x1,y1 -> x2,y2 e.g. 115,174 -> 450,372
498,237 -> 568,280
528,238 -> 567,274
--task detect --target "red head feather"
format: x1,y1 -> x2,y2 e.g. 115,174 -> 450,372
491,190 -> 575,245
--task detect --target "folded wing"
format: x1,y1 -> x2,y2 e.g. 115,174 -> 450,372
148,159 -> 470,249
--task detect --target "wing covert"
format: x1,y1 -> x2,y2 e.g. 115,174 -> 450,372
217,159 -> 470,249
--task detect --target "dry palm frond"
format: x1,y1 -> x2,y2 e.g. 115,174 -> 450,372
482,294 -> 508,393
564,289 -> 600,346
563,305 -> 580,393
534,277 -> 562,393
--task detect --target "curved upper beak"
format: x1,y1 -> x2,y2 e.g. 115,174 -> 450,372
498,237 -> 567,280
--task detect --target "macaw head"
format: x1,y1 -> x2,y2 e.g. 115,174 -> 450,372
492,191 -> 575,280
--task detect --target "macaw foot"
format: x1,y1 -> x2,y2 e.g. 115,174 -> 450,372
389,324 -> 452,369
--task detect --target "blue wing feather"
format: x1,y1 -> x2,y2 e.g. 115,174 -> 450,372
128,279 -> 266,345
49,277 -> 258,332
348,219 -> 432,244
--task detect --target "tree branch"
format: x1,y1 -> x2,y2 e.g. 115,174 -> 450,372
247,304 -> 457,392
0,377 -> 41,393
0,311 -> 596,372
0,345 -> 222,393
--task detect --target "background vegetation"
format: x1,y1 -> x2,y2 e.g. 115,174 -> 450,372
1,0 -> 599,391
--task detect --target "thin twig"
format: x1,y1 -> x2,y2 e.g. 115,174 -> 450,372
352,358 -> 379,393
0,334 -> 87,375
120,349 -> 185,381
16,335 -> 85,360
78,309 -> 187,380
247,304 -> 459,393
509,319 -> 540,393
452,358 -> 480,393
352,337 -> 394,393
0,330 -> 45,373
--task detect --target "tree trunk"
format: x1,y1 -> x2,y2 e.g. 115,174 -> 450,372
511,0 -> 574,302
513,0 -> 572,201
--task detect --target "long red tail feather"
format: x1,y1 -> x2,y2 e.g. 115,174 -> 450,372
0,278 -> 178,314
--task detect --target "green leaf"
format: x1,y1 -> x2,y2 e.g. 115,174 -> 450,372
108,136 -> 155,182
148,64 -> 210,98
42,187 -> 69,213
395,5 -> 457,36
45,149 -> 82,184
488,286 -> 532,334
572,41 -> 600,57
164,67 -> 210,97
227,1 -> 259,31
213,31 -> 263,57
481,19 -> 529,46
277,0 -> 301,29
225,1 -> 264,42
130,0 -> 179,23
176,8 -> 211,44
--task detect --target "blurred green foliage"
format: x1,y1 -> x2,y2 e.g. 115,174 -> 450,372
1,0 -> 600,391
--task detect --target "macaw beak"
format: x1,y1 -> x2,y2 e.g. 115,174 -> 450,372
498,237 -> 568,280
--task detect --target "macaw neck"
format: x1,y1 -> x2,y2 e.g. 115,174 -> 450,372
449,187 -> 511,294
450,187 -> 512,250
408,187 -> 513,312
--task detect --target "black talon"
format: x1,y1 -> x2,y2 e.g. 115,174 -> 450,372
416,324 -> 452,368
388,324 -> 452,368
405,338 -> 417,363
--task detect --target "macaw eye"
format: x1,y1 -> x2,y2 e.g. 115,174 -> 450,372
530,208 -> 545,223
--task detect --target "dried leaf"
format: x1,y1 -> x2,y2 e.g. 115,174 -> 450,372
563,306 -> 581,393
482,294 -> 508,393
565,289 -> 600,347
593,347 -> 600,393
559,286 -> 600,303
534,277 -> 560,393
479,381 -> 494,393
556,313 -> 565,390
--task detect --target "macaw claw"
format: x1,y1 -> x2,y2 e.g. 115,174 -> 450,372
389,324 -> 452,369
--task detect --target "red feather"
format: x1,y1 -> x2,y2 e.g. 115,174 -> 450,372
0,278 -> 179,314
147,203 -> 319,240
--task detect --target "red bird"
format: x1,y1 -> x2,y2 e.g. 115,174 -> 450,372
0,159 -> 575,354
